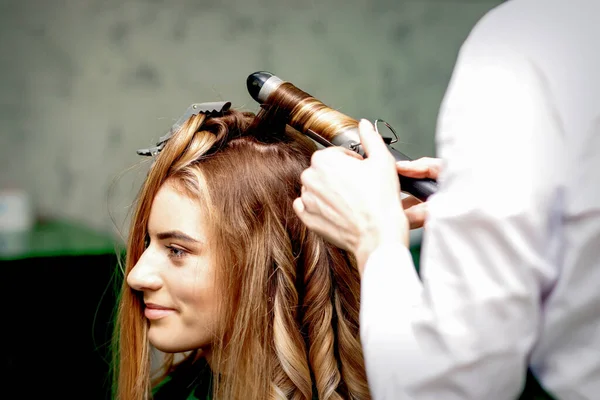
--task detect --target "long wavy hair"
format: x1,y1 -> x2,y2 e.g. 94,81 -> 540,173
113,107 -> 370,400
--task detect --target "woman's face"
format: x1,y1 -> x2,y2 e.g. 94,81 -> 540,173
127,180 -> 219,354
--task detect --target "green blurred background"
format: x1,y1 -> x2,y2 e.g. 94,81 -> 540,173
0,0 -> 503,237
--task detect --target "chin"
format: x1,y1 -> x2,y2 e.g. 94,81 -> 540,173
148,328 -> 189,353
148,325 -> 211,354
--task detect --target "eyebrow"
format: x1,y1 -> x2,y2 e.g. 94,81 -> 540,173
155,230 -> 203,244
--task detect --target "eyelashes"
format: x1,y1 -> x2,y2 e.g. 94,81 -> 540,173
144,234 -> 188,261
166,245 -> 187,260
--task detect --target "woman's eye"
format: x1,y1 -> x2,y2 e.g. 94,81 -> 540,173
166,246 -> 186,259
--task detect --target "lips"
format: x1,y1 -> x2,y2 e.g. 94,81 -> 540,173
145,302 -> 175,310
144,302 -> 176,320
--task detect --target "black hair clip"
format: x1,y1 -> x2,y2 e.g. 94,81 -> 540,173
136,101 -> 232,156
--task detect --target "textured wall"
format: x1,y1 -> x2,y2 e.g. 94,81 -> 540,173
0,0 -> 503,236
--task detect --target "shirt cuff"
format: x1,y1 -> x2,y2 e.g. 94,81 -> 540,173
360,242 -> 423,337
362,242 -> 422,305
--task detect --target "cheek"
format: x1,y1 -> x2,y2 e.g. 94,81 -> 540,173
147,260 -> 222,353
175,266 -> 220,326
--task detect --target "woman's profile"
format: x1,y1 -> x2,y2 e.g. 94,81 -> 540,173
113,101 -> 370,400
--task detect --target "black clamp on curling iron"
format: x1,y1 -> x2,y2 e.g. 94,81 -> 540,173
246,71 -> 438,201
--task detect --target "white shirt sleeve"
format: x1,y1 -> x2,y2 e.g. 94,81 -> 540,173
360,13 -> 564,400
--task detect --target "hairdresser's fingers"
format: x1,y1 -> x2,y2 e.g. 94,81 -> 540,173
299,185 -> 349,229
404,202 -> 428,230
324,146 -> 364,161
395,157 -> 443,180
309,147 -> 362,172
401,194 -> 422,211
293,197 -> 352,251
298,186 -> 322,215
300,158 -> 355,210
293,196 -> 305,214
357,119 -> 393,160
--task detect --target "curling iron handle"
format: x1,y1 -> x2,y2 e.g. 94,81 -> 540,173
389,148 -> 438,202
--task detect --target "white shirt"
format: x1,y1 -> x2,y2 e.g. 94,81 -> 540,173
360,1 -> 600,399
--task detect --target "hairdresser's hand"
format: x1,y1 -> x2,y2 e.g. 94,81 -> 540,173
396,157 -> 443,229
293,119 -> 409,275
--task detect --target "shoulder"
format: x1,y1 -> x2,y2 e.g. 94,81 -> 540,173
460,0 -> 595,60
457,1 -> 535,61
442,0 -> 559,106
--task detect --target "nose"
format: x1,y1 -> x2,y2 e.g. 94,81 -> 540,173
126,248 -> 163,292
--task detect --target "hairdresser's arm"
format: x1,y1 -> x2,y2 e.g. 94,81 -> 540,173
360,28 -> 562,400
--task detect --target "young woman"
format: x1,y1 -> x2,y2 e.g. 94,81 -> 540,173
113,102 -> 370,400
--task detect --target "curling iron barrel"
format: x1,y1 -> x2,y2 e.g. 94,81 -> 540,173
247,71 -> 438,202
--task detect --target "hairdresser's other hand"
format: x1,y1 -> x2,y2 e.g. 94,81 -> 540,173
396,157 -> 443,229
293,119 -> 409,275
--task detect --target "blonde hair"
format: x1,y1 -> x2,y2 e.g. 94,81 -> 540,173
113,108 -> 370,400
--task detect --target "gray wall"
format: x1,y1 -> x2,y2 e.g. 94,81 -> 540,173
0,0 -> 503,238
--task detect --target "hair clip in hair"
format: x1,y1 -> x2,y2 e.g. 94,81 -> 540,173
136,101 -> 232,156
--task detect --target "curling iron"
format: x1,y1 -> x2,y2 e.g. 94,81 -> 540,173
246,71 -> 438,201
